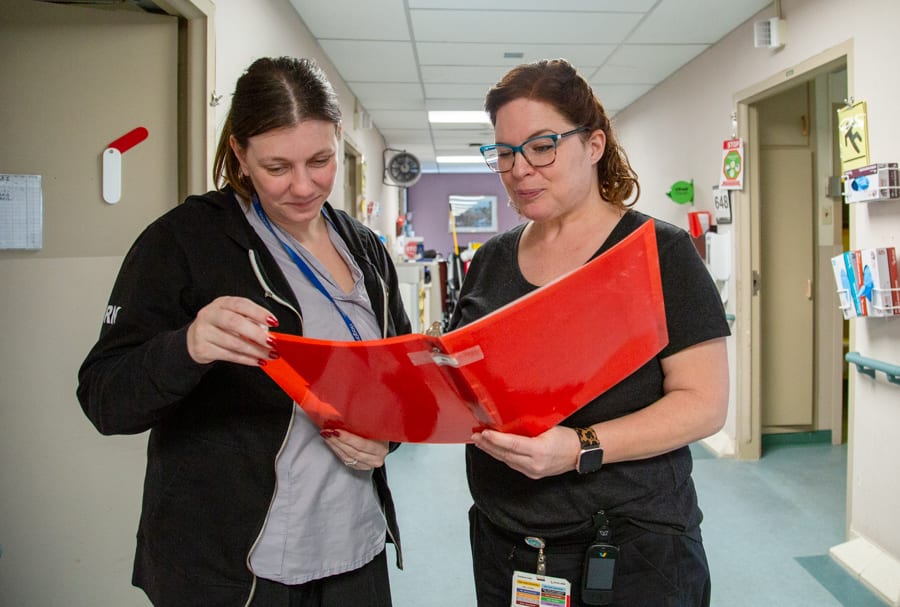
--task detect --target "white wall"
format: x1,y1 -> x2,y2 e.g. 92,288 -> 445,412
612,0 -> 900,600
213,0 -> 401,240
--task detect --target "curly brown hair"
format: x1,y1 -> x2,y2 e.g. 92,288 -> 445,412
484,58 -> 639,209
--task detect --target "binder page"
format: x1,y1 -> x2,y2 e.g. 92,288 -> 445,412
263,220 -> 668,443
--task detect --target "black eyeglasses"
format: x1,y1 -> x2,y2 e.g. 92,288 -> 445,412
479,126 -> 590,173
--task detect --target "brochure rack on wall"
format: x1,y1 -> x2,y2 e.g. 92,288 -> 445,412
836,287 -> 900,316
842,162 -> 900,204
871,288 -> 900,315
831,247 -> 900,319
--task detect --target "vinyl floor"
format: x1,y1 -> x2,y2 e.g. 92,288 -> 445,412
386,440 -> 885,606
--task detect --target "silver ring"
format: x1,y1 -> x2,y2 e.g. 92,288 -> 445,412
344,458 -> 358,466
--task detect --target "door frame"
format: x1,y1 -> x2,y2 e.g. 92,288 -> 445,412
154,0 -> 216,197
734,40 -> 854,461
343,137 -> 364,218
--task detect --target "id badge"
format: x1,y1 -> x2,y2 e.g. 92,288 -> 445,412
511,570 -> 571,607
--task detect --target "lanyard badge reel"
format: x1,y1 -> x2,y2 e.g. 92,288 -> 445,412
582,511 -> 618,605
511,536 -> 571,606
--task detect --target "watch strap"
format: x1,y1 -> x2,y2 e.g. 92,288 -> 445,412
574,426 -> 600,449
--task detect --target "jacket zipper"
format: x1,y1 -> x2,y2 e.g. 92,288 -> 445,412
242,408 -> 295,607
378,275 -> 390,339
374,274 -> 401,566
248,249 -> 304,331
244,249 -> 301,607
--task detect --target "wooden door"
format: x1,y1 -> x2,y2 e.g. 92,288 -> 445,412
759,148 -> 815,426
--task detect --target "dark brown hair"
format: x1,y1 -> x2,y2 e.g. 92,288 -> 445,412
212,57 -> 342,200
484,58 -> 639,208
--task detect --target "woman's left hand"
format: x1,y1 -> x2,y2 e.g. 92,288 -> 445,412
471,426 -> 580,480
320,429 -> 389,471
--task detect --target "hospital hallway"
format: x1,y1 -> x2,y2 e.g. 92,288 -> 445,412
386,439 -> 884,606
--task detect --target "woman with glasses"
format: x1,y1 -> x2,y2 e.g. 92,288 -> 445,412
449,59 -> 729,606
77,57 -> 409,606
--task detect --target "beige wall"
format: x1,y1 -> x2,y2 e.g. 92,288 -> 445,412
0,1 -> 398,605
613,0 -> 900,593
0,258 -> 148,605
0,2 -> 179,604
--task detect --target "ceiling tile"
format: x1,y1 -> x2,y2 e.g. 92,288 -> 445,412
424,83 -> 495,100
583,82 -> 656,112
379,130 -> 434,145
286,0 -> 766,169
369,109 -> 430,130
410,9 -> 642,44
347,83 -> 426,111
628,0 -> 771,44
289,0 -> 410,40
409,0 -> 655,10
593,44 -> 710,83
416,41 -> 616,70
432,127 -> 495,141
319,40 -> 418,82
420,65 -> 512,85
426,98 -> 490,112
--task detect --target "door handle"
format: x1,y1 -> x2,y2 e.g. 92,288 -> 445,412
806,278 -> 813,300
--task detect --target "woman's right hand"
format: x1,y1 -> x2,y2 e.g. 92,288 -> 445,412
186,296 -> 279,366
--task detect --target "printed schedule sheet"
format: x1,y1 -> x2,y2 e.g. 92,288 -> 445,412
0,173 -> 43,250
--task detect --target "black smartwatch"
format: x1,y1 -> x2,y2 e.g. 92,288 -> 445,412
574,427 -> 604,474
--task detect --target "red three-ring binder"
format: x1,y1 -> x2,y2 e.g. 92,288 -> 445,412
263,220 -> 668,443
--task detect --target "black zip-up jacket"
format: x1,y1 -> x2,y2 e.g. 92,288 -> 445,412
77,188 -> 411,606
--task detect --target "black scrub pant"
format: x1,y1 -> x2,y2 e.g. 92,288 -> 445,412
469,506 -> 711,607
251,549 -> 392,607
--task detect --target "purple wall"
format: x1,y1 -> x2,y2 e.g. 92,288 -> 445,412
406,173 -> 523,256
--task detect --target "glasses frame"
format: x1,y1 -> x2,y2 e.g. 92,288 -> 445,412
479,126 -> 590,173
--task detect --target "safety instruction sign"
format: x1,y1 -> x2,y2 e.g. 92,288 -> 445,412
837,101 -> 869,172
719,138 -> 744,190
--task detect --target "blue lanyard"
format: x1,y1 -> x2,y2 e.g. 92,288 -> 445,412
252,196 -> 362,341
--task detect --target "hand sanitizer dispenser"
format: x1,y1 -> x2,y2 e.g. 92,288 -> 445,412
705,231 -> 731,281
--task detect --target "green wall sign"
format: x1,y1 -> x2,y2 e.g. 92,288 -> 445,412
666,179 -> 694,204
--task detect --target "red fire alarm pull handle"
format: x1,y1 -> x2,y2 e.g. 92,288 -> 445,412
108,127 -> 149,153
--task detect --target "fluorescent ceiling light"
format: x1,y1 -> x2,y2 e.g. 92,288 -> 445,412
428,111 -> 491,124
436,155 -> 484,163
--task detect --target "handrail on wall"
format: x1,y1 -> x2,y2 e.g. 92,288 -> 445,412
845,351 -> 900,386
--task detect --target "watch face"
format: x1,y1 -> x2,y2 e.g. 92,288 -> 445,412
577,447 -> 604,474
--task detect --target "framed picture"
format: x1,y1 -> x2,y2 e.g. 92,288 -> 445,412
449,194 -> 498,233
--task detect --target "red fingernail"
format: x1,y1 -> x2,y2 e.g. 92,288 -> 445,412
268,351 -> 279,360
320,430 -> 334,438
330,430 -> 341,438
266,316 -> 279,327
258,359 -> 267,367
266,336 -> 276,346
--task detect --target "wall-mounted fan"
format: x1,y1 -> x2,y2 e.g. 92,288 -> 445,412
383,149 -> 422,187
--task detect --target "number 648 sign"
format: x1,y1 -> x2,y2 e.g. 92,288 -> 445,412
712,186 -> 732,224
